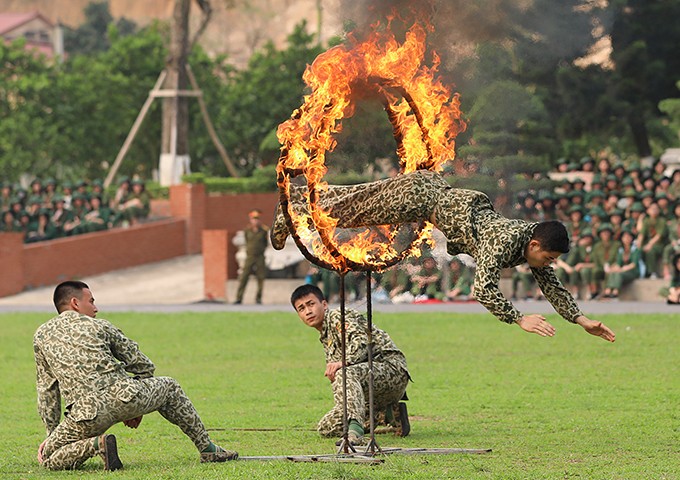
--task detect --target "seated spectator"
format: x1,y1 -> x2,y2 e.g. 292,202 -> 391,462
637,203 -> 667,277
25,209 -> 57,243
410,256 -> 444,301
592,223 -> 621,296
1,210 -> 21,233
50,195 -> 72,237
574,229 -> 599,300
444,258 -> 474,301
622,202 -> 644,236
608,209 -> 625,241
662,211 -> 680,280
537,191 -> 557,220
379,263 -> 412,302
655,192 -> 672,217
580,156 -> 595,172
668,169 -> 680,200
111,177 -> 131,211
588,206 -> 608,235
554,243 -> 581,299
666,253 -> 680,305
80,196 -> 113,233
602,229 -> 640,300
511,263 -> 540,301
565,205 -> 587,243
1,182 -> 13,211
117,179 -> 150,226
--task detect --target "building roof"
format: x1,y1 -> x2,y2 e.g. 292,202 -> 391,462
0,11 -> 53,36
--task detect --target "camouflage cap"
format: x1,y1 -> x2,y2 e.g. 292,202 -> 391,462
568,205 -> 584,214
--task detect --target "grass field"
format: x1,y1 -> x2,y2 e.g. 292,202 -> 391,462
0,310 -> 677,479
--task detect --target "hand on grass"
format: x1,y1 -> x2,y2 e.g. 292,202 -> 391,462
38,439 -> 47,463
325,361 -> 342,382
576,316 -> 616,342
516,314 -> 556,337
123,416 -> 143,428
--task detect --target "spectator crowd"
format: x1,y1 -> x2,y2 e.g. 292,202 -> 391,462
306,155 -> 680,304
0,177 -> 151,243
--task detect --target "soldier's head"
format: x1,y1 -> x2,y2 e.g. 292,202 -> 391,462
53,280 -> 98,318
525,221 -> 570,268
248,209 -> 262,227
291,284 -> 327,331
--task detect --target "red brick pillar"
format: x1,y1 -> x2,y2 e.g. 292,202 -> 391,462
0,233 -> 25,297
202,229 -> 230,302
170,182 -> 206,254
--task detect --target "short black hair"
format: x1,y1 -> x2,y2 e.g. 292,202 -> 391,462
53,280 -> 89,313
290,284 -> 324,307
531,221 -> 570,254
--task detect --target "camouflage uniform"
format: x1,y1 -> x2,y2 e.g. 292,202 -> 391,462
235,223 -> 269,303
34,311 -> 213,470
316,308 -> 409,437
273,170 -> 583,324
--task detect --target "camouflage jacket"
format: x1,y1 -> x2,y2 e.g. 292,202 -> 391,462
435,184 -> 583,324
319,309 -> 408,373
33,310 -> 155,435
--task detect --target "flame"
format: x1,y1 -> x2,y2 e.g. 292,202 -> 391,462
276,11 -> 466,272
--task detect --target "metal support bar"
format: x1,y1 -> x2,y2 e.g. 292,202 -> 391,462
336,274 -> 356,454
364,272 -> 381,454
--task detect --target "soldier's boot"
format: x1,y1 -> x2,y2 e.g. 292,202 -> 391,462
269,203 -> 289,250
397,402 -> 410,437
98,434 -> 123,471
335,431 -> 367,447
200,445 -> 239,463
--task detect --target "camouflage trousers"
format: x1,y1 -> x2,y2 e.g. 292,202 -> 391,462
41,376 -> 211,470
236,254 -> 266,302
273,171 -> 443,244
317,358 -> 409,437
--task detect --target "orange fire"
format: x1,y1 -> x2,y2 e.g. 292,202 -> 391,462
276,12 -> 466,273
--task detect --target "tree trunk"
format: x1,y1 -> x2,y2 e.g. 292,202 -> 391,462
160,0 -> 191,184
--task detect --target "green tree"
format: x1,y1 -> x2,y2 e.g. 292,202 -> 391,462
659,80 -> 680,142
64,0 -> 137,55
214,21 -> 324,175
609,0 -> 680,157
53,23 -> 167,181
457,80 -> 554,207
0,39 -> 60,181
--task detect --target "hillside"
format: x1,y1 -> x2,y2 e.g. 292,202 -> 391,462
0,0 -> 342,66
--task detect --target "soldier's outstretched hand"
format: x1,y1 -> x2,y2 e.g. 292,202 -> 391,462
516,314 -> 556,337
576,316 -> 616,342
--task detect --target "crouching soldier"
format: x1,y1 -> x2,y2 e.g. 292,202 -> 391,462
291,284 -> 411,445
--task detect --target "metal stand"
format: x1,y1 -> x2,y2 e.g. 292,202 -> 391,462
335,274 -> 356,454
364,272 -> 381,454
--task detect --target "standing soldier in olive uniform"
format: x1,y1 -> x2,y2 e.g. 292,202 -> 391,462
234,209 -> 269,304
291,284 -> 411,445
34,281 -> 238,471
272,170 -> 615,341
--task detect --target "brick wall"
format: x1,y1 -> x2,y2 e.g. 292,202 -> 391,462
1,219 -> 186,292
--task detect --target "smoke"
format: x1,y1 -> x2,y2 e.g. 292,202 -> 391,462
331,0 -> 597,71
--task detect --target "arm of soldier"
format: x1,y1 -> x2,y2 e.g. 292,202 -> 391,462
531,266 -> 583,324
34,343 -> 61,436
104,320 -> 156,378
472,257 -> 524,324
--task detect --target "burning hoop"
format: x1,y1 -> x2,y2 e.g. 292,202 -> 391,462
276,17 -> 466,273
